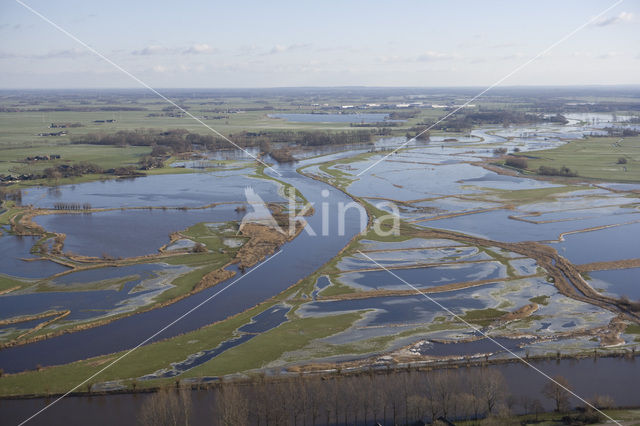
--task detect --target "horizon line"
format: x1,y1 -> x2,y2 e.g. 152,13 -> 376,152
1,83 -> 640,92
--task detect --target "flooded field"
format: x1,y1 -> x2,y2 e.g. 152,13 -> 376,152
33,206 -> 243,258
1,110 -> 639,418
20,168 -> 283,209
1,263 -> 191,324
588,268 -> 640,300
269,112 -> 395,123
0,233 -> 69,278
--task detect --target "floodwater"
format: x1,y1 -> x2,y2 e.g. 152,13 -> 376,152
33,206 -> 243,258
588,268 -> 640,300
336,262 -> 506,291
269,112 -> 394,123
2,114 -> 640,410
337,246 -> 493,270
414,337 -> 531,356
424,208 -> 640,243
0,160 -> 367,373
0,232 -> 68,278
298,288 -> 490,330
0,263 -> 191,326
140,304 -> 291,380
20,169 -> 283,209
551,221 -> 640,264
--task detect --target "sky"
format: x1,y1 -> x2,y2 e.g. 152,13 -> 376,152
0,0 -> 638,88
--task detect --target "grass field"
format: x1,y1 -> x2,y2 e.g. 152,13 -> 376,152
0,144 -> 150,175
0,97 -> 448,150
511,136 -> 640,182
0,304 -> 361,396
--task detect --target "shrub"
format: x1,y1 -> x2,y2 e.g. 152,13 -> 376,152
493,147 -> 508,155
192,243 -> 207,253
537,165 -> 577,177
505,156 -> 528,169
617,157 -> 627,164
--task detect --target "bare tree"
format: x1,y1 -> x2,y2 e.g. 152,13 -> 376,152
589,394 -> 615,410
480,369 -> 506,415
306,376 -> 323,426
455,393 -> 476,421
468,369 -> 486,420
531,399 -> 544,421
542,375 -> 572,412
426,370 -> 455,420
216,384 -> 249,426
138,388 -> 192,426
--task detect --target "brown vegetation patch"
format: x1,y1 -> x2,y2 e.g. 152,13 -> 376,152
498,303 -> 539,322
236,222 -> 301,269
409,206 -> 504,223
86,356 -> 117,367
193,268 -> 235,292
578,258 -> 640,272
318,275 -> 540,302
15,310 -> 70,340
0,310 -> 68,327
0,286 -> 20,296
597,317 -> 628,347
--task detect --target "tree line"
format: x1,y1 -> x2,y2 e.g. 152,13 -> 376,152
72,128 -> 378,155
137,367 -> 612,425
421,111 -> 567,133
52,202 -> 92,211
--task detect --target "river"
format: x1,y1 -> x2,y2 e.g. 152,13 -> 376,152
1,357 -> 638,425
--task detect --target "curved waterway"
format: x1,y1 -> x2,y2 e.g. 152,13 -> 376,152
0,161 -> 366,373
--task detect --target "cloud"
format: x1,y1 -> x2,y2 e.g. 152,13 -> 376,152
489,43 -> 519,49
132,45 -> 173,56
132,44 -> 218,56
597,51 -> 623,59
0,48 -> 89,60
152,65 -> 168,73
593,11 -> 634,27
182,44 -> 217,54
499,52 -> 525,60
375,51 -> 459,65
269,45 -> 286,54
0,23 -> 22,31
268,43 -> 310,55
377,55 -> 403,64
0,52 -> 19,59
150,63 -> 207,73
38,48 -> 90,59
569,51 -> 593,58
415,51 -> 458,61
376,51 -> 458,64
